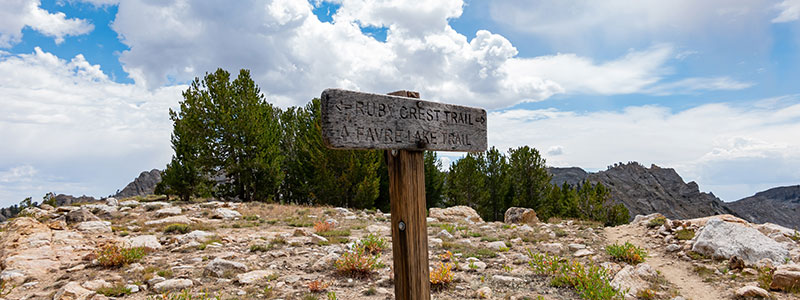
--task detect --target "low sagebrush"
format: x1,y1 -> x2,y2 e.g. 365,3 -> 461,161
605,242 -> 647,264
96,244 -> 148,268
334,245 -> 384,277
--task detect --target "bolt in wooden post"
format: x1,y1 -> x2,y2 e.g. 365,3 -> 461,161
386,90 -> 430,300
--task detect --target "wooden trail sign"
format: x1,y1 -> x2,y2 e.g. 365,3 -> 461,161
320,88 -> 487,152
320,89 -> 488,300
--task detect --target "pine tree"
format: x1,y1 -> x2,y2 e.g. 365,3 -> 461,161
507,146 -> 551,212
423,151 -> 445,209
481,147 -> 511,221
445,153 -> 488,209
158,68 -> 283,202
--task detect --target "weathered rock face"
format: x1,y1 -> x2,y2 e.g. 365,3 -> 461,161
549,163 -> 736,220
548,167 -> 589,187
504,207 -> 540,225
727,185 -> 800,230
204,257 -> 248,277
429,206 -> 483,223
0,218 -> 93,284
115,169 -> 162,198
691,218 -> 789,266
770,263 -> 800,291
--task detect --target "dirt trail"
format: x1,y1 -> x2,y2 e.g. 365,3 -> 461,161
603,225 -> 727,300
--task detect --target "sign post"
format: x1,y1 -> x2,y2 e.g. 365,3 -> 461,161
320,88 -> 487,300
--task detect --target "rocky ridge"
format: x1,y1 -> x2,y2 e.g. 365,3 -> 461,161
726,185 -> 800,230
114,169 -> 162,199
0,198 -> 797,300
549,163 -> 735,221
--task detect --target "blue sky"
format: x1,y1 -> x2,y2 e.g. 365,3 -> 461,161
1,0 -> 799,207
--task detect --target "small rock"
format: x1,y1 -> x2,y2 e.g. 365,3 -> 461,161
125,284 -> 139,293
487,241 -> 507,251
212,208 -> 242,220
475,287 -> 492,299
119,200 -> 140,207
568,244 -> 586,251
366,224 -> 390,236
0,269 -> 26,285
574,249 -> 595,257
310,234 -> 328,244
147,276 -> 165,286
769,263 -> 800,291
82,279 -> 112,291
665,244 -> 681,252
312,253 -> 340,271
504,207 -> 540,224
437,229 -> 454,239
236,270 -> 276,284
145,215 -> 193,225
742,268 -> 758,276
735,286 -> 770,298
76,221 -> 111,233
125,235 -> 163,250
155,207 -> 182,217
54,282 -> 95,300
153,279 -> 193,292
540,243 -> 564,254
204,258 -> 248,278
429,238 -> 443,248
66,209 -> 100,223
177,230 -> 215,243
429,206 -> 483,224
293,228 -> 308,236
105,197 -> 119,206
144,201 -> 171,210
728,256 -> 745,271
492,275 -> 524,283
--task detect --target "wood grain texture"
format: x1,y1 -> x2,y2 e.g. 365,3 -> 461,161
320,88 -> 487,152
388,149 -> 431,300
387,90 -> 431,300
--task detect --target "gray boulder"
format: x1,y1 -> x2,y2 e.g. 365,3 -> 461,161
66,209 -> 100,224
692,218 -> 789,266
204,258 -> 247,277
504,207 -> 540,224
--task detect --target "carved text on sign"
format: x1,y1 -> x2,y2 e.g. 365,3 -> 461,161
320,89 -> 487,151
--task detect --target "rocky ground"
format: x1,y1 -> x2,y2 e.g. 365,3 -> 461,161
0,197 -> 798,300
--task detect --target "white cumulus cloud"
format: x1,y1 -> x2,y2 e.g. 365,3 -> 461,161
487,99 -> 800,201
773,0 -> 800,22
0,48 -> 184,206
108,0 -> 707,109
0,0 -> 93,47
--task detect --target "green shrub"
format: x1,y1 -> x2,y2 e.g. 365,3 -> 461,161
647,217 -> 666,228
163,223 -> 191,234
318,230 -> 350,237
528,250 -> 623,300
605,242 -> 647,264
97,283 -> 132,297
96,244 -> 148,268
442,241 -> 497,259
674,229 -> 695,240
334,245 -> 384,277
250,244 -> 272,252
358,234 -> 387,254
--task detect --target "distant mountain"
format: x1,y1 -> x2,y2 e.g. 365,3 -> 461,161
549,163 -> 736,220
726,185 -> 800,229
114,169 -> 162,198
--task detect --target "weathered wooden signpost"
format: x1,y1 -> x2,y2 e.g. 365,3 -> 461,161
320,88 -> 487,300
